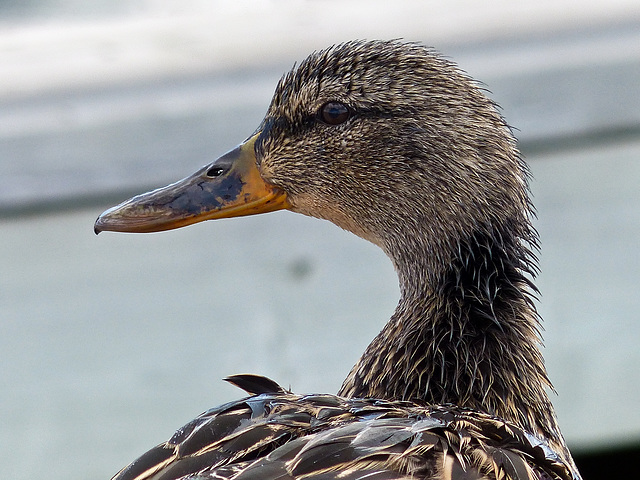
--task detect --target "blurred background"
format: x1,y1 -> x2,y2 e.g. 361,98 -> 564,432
1,1 -> 639,479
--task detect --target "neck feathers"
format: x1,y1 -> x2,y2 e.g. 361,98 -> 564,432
339,221 -> 568,454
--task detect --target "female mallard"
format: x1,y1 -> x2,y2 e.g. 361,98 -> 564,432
95,40 -> 581,480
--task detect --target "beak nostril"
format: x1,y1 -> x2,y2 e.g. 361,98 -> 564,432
206,167 -> 225,178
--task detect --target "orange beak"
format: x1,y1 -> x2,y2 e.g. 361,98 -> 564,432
94,133 -> 289,234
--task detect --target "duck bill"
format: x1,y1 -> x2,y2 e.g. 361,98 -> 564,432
94,134 -> 289,234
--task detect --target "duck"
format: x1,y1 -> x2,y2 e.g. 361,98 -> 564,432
95,40 -> 581,480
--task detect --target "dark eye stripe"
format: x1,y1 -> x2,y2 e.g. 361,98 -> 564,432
319,101 -> 350,125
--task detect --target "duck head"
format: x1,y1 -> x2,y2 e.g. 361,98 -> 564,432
95,40 -> 531,286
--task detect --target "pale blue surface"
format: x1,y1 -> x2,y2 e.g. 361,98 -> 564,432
2,139 -> 640,479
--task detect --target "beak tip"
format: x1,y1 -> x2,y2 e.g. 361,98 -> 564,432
94,212 -> 112,235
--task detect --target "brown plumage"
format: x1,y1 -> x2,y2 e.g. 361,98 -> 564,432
95,40 -> 581,480
110,375 -> 575,480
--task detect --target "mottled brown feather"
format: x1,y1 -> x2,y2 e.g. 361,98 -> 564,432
111,387 -> 577,480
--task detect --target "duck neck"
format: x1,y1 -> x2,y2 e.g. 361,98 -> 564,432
339,222 -> 568,452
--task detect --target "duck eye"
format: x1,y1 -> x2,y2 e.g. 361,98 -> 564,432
319,102 -> 350,125
206,167 -> 225,177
